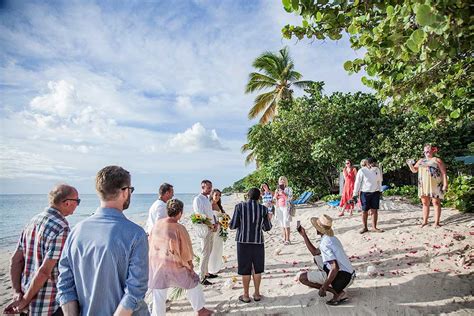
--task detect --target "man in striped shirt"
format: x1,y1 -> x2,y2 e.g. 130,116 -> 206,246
6,184 -> 79,315
230,188 -> 272,303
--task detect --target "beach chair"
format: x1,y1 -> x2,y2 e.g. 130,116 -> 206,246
327,200 -> 340,208
293,191 -> 313,205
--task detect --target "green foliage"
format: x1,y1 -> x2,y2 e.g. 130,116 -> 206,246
320,194 -> 341,202
245,47 -> 313,124
445,175 -> 473,213
384,185 -> 419,203
241,82 -> 384,196
169,287 -> 185,301
281,0 -> 473,125
233,81 -> 472,199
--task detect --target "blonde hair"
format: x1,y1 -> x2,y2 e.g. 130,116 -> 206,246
360,159 -> 368,167
278,176 -> 288,186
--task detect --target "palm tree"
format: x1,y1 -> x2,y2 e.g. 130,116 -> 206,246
245,46 -> 312,124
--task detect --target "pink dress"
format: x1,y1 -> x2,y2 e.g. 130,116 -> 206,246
148,219 -> 199,289
339,168 -> 357,210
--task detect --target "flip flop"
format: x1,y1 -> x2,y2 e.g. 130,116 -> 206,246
326,297 -> 348,306
253,295 -> 262,301
238,295 -> 251,303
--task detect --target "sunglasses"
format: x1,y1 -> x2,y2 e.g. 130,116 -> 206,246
63,198 -> 81,205
121,186 -> 135,194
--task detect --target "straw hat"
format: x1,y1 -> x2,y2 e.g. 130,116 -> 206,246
311,214 -> 334,237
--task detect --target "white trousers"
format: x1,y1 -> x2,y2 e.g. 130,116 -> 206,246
152,285 -> 205,316
199,229 -> 214,279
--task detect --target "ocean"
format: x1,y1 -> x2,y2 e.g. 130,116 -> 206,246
0,193 -> 231,251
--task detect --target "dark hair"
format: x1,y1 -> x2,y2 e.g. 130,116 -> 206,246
345,159 -> 353,166
167,199 -> 184,217
96,166 -> 130,201
367,157 -> 376,165
201,179 -> 212,186
248,188 -> 261,201
209,189 -> 224,212
260,182 -> 270,194
159,183 -> 173,196
48,184 -> 76,206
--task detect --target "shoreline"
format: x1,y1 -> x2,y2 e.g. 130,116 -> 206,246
1,196 -> 473,314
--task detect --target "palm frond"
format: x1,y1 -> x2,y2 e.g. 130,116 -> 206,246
245,72 -> 278,93
244,150 -> 257,166
253,53 -> 281,79
259,99 -> 278,124
292,80 -> 314,89
248,91 -> 276,120
288,70 -> 303,81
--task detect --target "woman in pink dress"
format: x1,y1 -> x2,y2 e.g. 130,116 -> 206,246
149,199 -> 212,316
339,160 -> 357,216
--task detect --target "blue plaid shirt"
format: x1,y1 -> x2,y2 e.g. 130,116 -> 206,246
57,208 -> 149,315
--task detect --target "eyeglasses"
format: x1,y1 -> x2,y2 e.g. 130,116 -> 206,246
121,186 -> 135,194
63,198 -> 81,205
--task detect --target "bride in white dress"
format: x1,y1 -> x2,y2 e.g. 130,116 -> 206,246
208,189 -> 226,276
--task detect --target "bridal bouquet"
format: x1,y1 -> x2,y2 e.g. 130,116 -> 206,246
190,213 -> 212,227
218,213 -> 231,242
190,213 -> 213,239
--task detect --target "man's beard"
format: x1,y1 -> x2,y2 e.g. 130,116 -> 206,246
123,194 -> 131,210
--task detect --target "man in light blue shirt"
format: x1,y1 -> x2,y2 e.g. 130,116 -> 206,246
57,166 -> 149,316
297,214 -> 355,306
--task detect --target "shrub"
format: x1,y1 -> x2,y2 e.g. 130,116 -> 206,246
445,175 -> 473,213
320,194 -> 341,202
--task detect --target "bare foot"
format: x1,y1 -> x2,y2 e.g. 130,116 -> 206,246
197,307 -> 213,315
338,212 -> 344,217
420,222 -> 428,228
371,228 -> 384,233
359,228 -> 368,234
433,223 -> 442,228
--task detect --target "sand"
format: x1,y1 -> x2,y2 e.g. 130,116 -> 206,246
1,195 -> 473,315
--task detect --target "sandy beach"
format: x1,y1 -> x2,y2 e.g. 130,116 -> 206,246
1,195 -> 472,315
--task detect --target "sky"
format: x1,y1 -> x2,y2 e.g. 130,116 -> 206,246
0,0 -> 369,194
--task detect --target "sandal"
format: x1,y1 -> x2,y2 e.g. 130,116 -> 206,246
238,295 -> 251,303
253,295 -> 262,301
326,297 -> 348,306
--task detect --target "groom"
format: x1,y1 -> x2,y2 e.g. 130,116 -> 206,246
193,180 -> 218,285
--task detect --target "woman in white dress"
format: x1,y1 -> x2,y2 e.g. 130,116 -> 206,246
274,176 -> 293,245
208,189 -> 226,276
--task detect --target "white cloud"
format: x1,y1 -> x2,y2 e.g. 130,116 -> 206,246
30,80 -> 78,117
167,123 -> 226,153
175,95 -> 193,112
0,1 -> 370,193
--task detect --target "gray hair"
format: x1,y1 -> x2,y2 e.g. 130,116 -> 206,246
48,184 -> 76,206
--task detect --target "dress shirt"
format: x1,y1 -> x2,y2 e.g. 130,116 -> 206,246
192,194 -> 216,224
320,235 -> 354,274
230,200 -> 272,244
146,199 -> 167,234
353,166 -> 383,195
57,207 -> 149,316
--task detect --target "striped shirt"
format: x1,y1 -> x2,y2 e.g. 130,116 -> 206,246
16,207 -> 69,315
230,200 -> 272,244
261,192 -> 273,212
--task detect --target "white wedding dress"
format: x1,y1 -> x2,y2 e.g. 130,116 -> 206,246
208,210 -> 224,274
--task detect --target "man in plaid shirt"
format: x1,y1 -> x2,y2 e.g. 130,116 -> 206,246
5,184 -> 79,315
